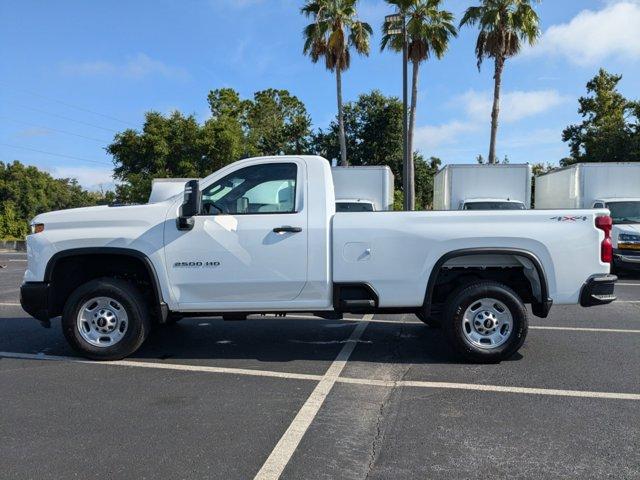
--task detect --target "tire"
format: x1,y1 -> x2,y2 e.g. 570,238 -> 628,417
62,278 -> 152,360
443,281 -> 528,364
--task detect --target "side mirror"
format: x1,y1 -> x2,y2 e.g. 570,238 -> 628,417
177,180 -> 201,231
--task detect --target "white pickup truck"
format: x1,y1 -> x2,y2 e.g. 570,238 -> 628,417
21,155 -> 616,363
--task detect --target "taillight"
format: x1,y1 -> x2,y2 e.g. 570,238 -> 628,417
595,215 -> 612,263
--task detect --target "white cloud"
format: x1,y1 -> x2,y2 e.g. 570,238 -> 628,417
457,89 -> 566,123
49,166 -> 115,191
15,127 -> 52,138
413,88 -> 566,151
525,1 -> 640,65
61,53 -> 189,80
413,121 -> 477,150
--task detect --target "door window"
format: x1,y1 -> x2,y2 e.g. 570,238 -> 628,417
201,163 -> 297,215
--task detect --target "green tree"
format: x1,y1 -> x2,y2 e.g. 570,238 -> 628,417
109,89 -> 312,203
460,0 -> 540,164
245,89 -> 312,156
108,111 -> 211,203
207,87 -> 312,157
381,0 -> 457,208
312,90 -> 440,209
562,69 -> 640,165
302,0 -> 373,166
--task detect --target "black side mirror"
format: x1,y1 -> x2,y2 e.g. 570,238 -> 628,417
177,180 -> 201,231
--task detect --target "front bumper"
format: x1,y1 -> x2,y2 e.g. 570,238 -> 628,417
20,282 -> 51,323
579,274 -> 617,307
614,249 -> 640,271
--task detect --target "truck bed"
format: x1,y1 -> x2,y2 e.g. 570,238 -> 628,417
332,209 -> 609,307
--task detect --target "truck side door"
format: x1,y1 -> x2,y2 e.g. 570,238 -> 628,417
163,160 -> 308,310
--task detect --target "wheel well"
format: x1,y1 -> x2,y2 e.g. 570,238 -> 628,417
47,253 -> 160,318
431,266 -> 535,304
425,250 -> 550,318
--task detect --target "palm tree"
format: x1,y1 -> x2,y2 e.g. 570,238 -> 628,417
460,0 -> 540,164
302,0 -> 372,166
381,0 -> 457,198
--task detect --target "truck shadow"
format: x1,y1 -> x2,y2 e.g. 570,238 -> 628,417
133,316 -> 522,366
0,314 -> 522,366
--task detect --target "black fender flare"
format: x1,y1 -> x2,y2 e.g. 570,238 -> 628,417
44,247 -> 167,320
423,248 -> 552,318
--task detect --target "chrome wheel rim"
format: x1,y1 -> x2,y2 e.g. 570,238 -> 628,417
76,296 -> 128,347
462,298 -> 513,350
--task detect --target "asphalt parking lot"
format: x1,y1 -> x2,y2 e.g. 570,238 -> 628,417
1,251 -> 639,479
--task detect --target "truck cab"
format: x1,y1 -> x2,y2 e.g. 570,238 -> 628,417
460,198 -> 527,211
335,199 -> 376,212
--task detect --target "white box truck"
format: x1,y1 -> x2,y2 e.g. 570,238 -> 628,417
535,162 -> 640,272
149,178 -> 196,203
331,166 -> 394,212
433,164 -> 532,210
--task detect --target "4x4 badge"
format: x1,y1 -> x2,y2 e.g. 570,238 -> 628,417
550,216 -> 587,222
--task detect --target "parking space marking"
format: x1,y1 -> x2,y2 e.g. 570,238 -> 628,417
617,282 -> 640,286
0,351 -> 325,381
0,302 -> 21,307
337,377 -> 640,401
530,326 -> 640,334
253,318 -> 371,480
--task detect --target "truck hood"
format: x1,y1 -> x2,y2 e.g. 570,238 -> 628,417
32,202 -> 173,230
614,224 -> 640,235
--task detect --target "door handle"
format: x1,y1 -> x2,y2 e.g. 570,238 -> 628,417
273,226 -> 302,234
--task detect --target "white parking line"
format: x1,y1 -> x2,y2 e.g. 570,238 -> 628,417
0,302 -> 21,307
337,377 -> 640,401
0,350 -> 325,381
253,317 -> 371,480
1,340 -> 639,403
617,282 -> 640,286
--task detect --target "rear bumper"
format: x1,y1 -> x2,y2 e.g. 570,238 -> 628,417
579,274 -> 617,307
20,282 -> 51,322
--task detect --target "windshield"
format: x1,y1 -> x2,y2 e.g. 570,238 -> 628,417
463,202 -> 526,211
606,201 -> 640,225
336,202 -> 374,212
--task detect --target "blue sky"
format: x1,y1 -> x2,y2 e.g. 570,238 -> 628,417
1,0 -> 639,189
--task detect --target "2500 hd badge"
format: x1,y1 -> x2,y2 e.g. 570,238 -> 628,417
173,261 -> 221,268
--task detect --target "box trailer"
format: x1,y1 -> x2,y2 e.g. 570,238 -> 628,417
331,166 -> 394,212
535,162 -> 640,271
149,178 -> 195,203
433,164 -> 532,210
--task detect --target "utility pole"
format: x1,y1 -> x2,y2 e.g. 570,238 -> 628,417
386,11 -> 414,211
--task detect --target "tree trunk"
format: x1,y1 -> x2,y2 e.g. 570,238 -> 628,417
488,56 -> 504,164
408,60 -> 419,210
336,68 -> 348,166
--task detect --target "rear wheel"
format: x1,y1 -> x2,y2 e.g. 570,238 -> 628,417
62,278 -> 151,360
443,281 -> 527,363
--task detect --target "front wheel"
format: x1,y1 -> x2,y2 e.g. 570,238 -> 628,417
443,281 -> 528,363
62,278 -> 151,360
